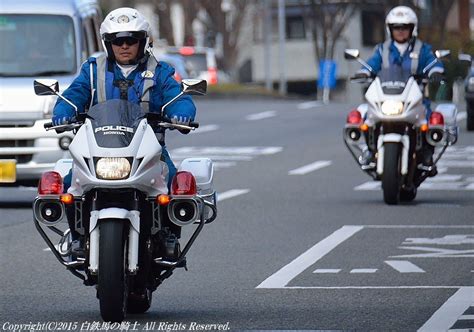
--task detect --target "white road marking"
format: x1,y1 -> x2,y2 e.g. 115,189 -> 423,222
245,111 -> 277,121
171,146 -> 283,170
456,111 -> 467,121
190,124 -> 219,134
418,287 -> 474,332
355,180 -> 474,191
402,235 -> 474,246
350,268 -> 378,273
313,269 -> 341,273
256,226 -> 363,289
438,160 -> 474,168
391,246 -> 474,258
458,315 -> 474,320
288,160 -> 332,175
297,101 -> 323,110
384,260 -> 425,273
217,189 -> 250,202
354,181 -> 381,190
280,286 -> 464,289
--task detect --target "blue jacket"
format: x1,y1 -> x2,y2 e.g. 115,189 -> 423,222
53,55 -> 196,121
364,39 -> 443,76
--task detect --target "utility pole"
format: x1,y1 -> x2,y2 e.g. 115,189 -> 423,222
263,0 -> 272,91
278,0 -> 287,96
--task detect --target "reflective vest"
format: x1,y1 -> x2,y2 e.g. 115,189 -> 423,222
382,39 -> 423,74
88,53 -> 157,112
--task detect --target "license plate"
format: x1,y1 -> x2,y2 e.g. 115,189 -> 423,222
0,160 -> 17,183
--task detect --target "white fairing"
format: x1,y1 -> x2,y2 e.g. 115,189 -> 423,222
364,76 -> 425,127
67,118 -> 168,197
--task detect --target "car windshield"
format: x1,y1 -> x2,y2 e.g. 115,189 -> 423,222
0,15 -> 76,77
88,100 -> 146,148
171,53 -> 207,77
378,67 -> 412,95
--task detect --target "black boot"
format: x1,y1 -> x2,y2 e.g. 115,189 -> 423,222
419,145 -> 437,177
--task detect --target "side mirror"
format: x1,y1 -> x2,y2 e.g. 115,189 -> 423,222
344,49 -> 360,60
34,79 -> 59,96
435,50 -> 451,59
181,79 -> 207,95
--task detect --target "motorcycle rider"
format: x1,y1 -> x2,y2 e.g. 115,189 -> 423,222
354,6 -> 443,174
52,7 -> 195,260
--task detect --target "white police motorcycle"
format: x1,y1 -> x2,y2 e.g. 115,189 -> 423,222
343,49 -> 458,204
32,79 -> 217,322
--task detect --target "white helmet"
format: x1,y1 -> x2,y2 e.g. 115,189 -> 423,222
385,6 -> 418,39
100,7 -> 151,63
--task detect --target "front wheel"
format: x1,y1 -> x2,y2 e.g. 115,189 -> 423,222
382,143 -> 401,205
98,219 -> 127,322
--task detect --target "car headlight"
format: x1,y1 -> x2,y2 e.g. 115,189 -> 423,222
95,157 -> 131,180
381,100 -> 404,115
467,77 -> 474,92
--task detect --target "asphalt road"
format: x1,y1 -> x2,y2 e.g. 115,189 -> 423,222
0,97 -> 473,331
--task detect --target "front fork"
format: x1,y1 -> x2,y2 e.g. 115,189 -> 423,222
376,133 -> 410,176
88,208 -> 140,275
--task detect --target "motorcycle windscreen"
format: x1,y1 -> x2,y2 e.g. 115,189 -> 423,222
378,67 -> 412,95
88,100 -> 146,148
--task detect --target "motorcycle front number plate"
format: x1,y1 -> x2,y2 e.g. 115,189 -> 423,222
0,160 -> 16,183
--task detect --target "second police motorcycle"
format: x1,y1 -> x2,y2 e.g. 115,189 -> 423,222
32,78 -> 217,322
343,49 -> 460,204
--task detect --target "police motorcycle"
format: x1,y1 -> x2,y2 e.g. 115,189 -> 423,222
32,78 -> 217,322
343,49 -> 458,205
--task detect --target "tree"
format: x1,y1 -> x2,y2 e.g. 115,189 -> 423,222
197,0 -> 250,74
305,0 -> 360,62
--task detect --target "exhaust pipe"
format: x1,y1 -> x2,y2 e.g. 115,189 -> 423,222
168,198 -> 199,226
33,198 -> 65,226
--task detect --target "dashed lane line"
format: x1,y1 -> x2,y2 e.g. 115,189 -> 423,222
288,160 -> 332,175
217,189 -> 250,202
190,124 -> 219,134
245,111 -> 277,121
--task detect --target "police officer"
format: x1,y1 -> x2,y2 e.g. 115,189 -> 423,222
53,7 -> 195,260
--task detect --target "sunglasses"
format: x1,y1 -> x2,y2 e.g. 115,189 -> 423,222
111,37 -> 139,46
391,25 -> 411,31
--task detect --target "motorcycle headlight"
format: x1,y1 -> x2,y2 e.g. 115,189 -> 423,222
95,157 -> 131,180
381,100 -> 404,115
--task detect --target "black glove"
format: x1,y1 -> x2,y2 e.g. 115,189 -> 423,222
429,72 -> 444,84
351,72 -> 370,80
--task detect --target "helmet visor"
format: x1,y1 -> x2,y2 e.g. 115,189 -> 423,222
103,31 -> 147,42
389,24 -> 413,32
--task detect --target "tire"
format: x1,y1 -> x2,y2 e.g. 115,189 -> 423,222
127,289 -> 152,314
382,143 -> 401,205
98,219 -> 127,322
467,102 -> 474,131
400,187 -> 417,202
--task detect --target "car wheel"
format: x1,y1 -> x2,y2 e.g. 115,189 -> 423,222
467,101 -> 474,131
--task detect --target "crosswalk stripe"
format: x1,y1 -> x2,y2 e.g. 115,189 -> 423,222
297,101 -> 323,110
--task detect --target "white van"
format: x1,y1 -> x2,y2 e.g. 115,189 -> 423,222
0,0 -> 102,185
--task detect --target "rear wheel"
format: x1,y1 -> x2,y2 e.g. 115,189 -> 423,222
382,143 -> 401,205
98,219 -> 127,322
